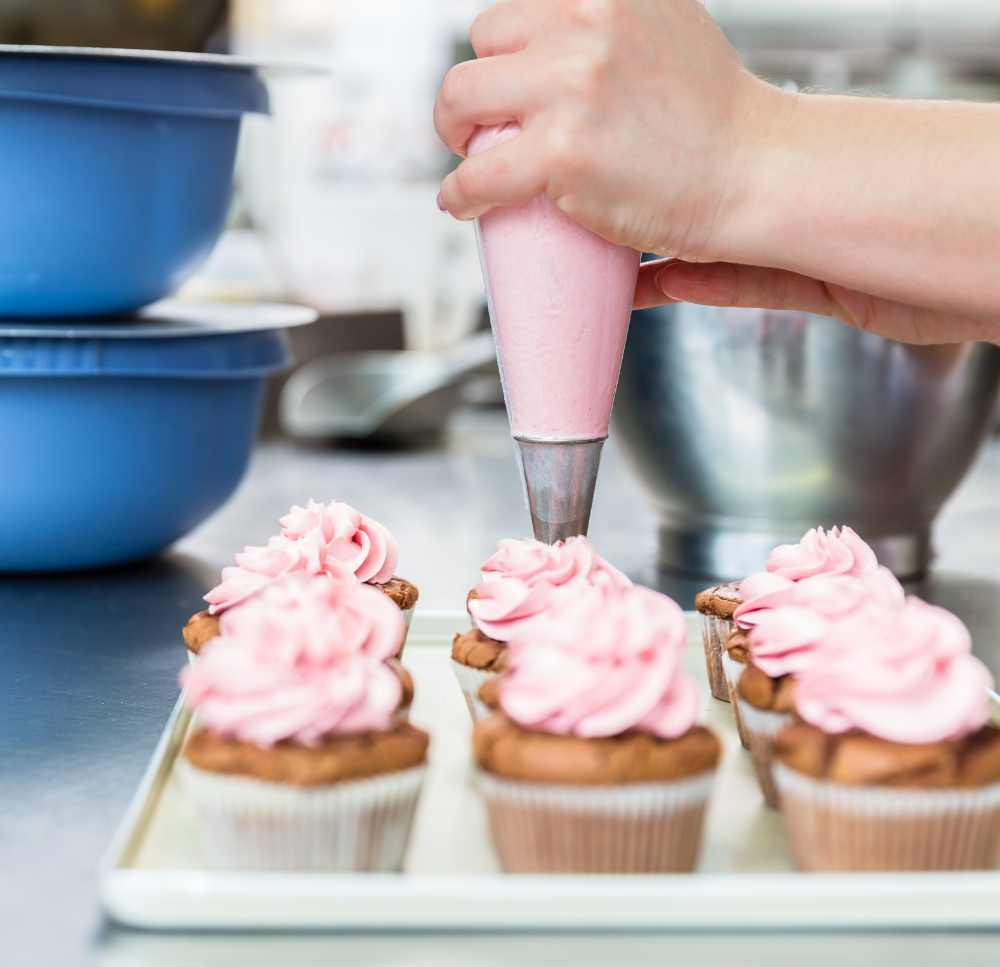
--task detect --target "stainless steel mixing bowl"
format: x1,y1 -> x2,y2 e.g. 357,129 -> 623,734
612,304 -> 1000,580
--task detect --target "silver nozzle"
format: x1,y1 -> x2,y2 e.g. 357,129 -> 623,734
513,438 -> 606,543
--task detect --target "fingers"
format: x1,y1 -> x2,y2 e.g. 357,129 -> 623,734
438,130 -> 548,220
655,261 -> 835,316
652,261 -> 1000,346
633,258 -> 679,310
434,53 -> 537,157
470,0 -> 536,57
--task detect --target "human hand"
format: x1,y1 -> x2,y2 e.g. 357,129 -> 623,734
634,259 -> 1000,345
434,0 -> 781,262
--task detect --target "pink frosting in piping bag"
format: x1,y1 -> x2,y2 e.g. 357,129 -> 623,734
204,499 -> 398,614
468,535 -> 631,641
793,596 -> 993,744
182,574 -> 405,746
469,122 -> 640,440
498,582 -> 699,740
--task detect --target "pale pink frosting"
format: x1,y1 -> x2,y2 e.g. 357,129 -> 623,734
204,499 -> 399,613
181,574 -> 405,746
745,573 -> 900,678
499,582 -> 699,740
468,536 -> 631,642
767,525 -> 879,581
794,596 -> 993,744
735,526 -> 902,630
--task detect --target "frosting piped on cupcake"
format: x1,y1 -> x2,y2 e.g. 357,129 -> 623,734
182,574 -> 405,746
205,499 -> 399,613
766,525 -> 878,581
742,571 -> 903,678
735,527 -> 903,630
468,535 -> 630,642
793,596 -> 993,745
498,582 -> 698,740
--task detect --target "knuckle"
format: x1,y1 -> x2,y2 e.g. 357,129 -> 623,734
452,160 -> 483,203
566,0 -> 614,29
542,123 -> 582,175
559,47 -> 612,96
468,15 -> 488,54
437,66 -> 466,113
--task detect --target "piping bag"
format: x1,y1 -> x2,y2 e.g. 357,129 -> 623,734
469,122 -> 641,543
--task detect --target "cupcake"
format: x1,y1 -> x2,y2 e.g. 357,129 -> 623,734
733,570 -> 903,806
722,626 -> 752,748
774,596 -> 1000,871
452,536 -> 631,721
694,582 -> 742,702
451,626 -> 508,722
184,499 -> 418,657
708,527 -> 903,720
474,581 -> 720,873
178,574 -> 428,871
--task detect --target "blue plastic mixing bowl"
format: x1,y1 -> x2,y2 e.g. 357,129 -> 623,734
0,47 -> 269,317
0,317 -> 293,571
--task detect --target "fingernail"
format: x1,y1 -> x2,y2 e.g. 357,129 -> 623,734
436,192 -> 448,213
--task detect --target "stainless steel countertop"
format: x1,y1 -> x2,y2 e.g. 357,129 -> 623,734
5,405 -> 1000,966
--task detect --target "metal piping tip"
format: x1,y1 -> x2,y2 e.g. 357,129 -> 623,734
513,438 -> 606,544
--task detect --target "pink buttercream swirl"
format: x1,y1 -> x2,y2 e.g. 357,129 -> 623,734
793,596 -> 993,744
181,574 -> 405,746
735,526 -> 902,630
468,535 -> 631,642
745,573 -> 902,678
766,525 -> 878,581
499,582 -> 699,740
204,499 -> 399,614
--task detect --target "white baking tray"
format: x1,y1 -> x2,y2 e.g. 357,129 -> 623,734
98,611 -> 1000,930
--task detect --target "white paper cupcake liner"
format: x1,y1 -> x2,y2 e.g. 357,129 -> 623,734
451,659 -> 497,723
395,606 -> 414,659
176,759 -> 427,872
699,613 -> 734,702
774,762 -> 1000,871
477,769 -> 716,873
737,699 -> 793,808
720,651 -> 749,748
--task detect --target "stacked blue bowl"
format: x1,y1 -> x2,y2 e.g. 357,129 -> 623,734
0,47 -> 312,571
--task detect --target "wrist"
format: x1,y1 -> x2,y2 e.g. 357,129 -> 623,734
707,78 -> 804,265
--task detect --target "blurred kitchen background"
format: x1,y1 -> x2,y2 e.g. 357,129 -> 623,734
6,0 -> 1000,604
7,0 -> 998,379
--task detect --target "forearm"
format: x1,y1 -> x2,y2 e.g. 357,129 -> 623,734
723,91 -> 1000,319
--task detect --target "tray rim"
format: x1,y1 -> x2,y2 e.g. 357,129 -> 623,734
98,610 -> 1000,931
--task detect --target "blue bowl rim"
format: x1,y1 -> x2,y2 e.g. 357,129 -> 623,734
0,45 -> 275,118
0,44 -> 327,79
0,301 -> 319,339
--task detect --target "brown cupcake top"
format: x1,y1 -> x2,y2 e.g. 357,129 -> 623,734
452,626 -> 507,671
725,626 -> 751,666
372,576 -> 419,610
694,581 -> 743,619
736,662 -> 795,713
473,713 -> 720,785
183,610 -> 220,655
775,720 -> 1000,789
385,657 -> 414,708
478,675 -> 502,711
184,721 -> 429,787
466,586 -> 479,613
